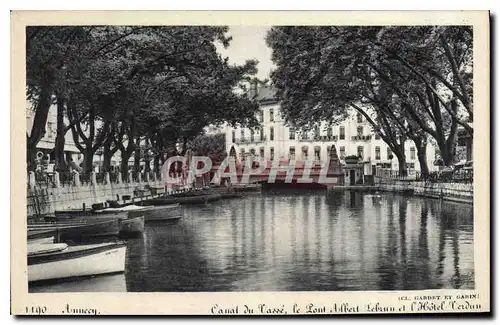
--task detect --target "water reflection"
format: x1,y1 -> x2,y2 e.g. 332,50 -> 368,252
31,191 -> 474,292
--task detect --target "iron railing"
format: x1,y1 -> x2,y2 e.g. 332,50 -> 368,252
379,168 -> 473,184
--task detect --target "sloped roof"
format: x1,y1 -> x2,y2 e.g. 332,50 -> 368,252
255,85 -> 278,103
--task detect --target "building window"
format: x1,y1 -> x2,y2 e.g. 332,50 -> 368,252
270,147 -> 274,160
270,127 -> 274,141
259,128 -> 264,141
259,111 -> 264,122
357,146 -> 364,159
240,148 -> 245,159
410,147 -> 416,160
327,127 -> 333,138
240,129 -> 245,142
375,146 -> 381,160
260,147 -> 265,157
357,112 -> 363,123
250,129 -> 255,142
387,147 -> 392,160
289,127 -> 295,140
231,130 -> 236,143
375,130 -> 381,140
314,147 -> 321,161
47,122 -> 54,138
357,126 -> 363,136
339,126 -> 345,140
269,108 -> 274,122
340,146 -> 345,159
289,147 -> 295,160
250,148 -> 256,156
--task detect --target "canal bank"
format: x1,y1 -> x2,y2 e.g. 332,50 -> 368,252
376,178 -> 473,205
27,173 -> 165,218
328,179 -> 473,205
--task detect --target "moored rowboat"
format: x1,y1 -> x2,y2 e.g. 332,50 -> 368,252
40,214 -> 145,237
118,216 -> 145,236
28,236 -> 55,245
28,242 -> 127,283
27,219 -> 120,241
53,210 -> 128,220
144,215 -> 182,224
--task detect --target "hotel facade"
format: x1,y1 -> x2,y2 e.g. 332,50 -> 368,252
224,86 -> 439,174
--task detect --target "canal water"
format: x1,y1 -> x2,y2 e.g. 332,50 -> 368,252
29,190 -> 474,292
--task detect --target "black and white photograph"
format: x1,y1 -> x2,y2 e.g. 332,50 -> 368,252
11,10 -> 490,315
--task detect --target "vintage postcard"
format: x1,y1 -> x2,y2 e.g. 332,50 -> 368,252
11,10 -> 490,315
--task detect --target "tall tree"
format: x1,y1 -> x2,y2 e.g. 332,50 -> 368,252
266,26 -> 472,171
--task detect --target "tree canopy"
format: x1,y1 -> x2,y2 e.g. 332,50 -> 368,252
266,26 -> 473,172
26,26 -> 259,176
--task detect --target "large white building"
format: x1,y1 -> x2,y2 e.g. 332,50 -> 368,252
224,86 -> 439,174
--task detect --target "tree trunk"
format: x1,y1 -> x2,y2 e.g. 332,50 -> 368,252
27,139 -> 38,173
26,84 -> 52,172
417,146 -> 429,176
440,144 -> 455,166
411,136 -> 429,176
83,148 -> 94,180
134,136 -> 141,176
54,96 -> 67,173
153,154 -> 161,176
144,138 -> 151,174
396,153 -> 407,176
102,140 -> 112,174
120,149 -> 131,181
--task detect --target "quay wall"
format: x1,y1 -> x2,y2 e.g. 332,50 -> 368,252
375,177 -> 473,204
27,172 -> 165,218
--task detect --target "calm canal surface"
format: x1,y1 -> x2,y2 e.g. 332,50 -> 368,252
30,191 -> 474,292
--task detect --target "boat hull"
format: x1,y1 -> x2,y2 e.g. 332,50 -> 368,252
145,194 -> 221,206
28,219 -> 121,242
119,216 -> 145,236
28,236 -> 55,245
144,215 -> 182,224
53,210 -> 128,220
28,242 -> 127,283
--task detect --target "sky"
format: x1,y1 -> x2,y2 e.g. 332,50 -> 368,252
216,26 -> 275,81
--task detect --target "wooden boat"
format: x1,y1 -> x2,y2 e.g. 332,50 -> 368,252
91,204 -> 181,224
145,215 -> 182,224
231,183 -> 262,193
42,212 -> 144,237
118,216 -> 144,236
144,193 -> 222,206
28,236 -> 55,245
27,219 -> 120,242
28,241 -> 127,283
53,209 -> 128,220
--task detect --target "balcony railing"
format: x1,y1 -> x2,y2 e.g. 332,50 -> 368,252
299,135 -> 339,142
351,135 -> 372,141
235,136 -> 267,144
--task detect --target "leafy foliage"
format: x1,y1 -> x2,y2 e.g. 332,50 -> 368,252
266,26 -> 473,170
26,26 -> 260,175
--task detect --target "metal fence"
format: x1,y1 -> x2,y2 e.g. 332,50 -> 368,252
416,169 -> 473,184
29,169 -> 164,188
379,168 -> 473,184
34,171 -> 56,188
